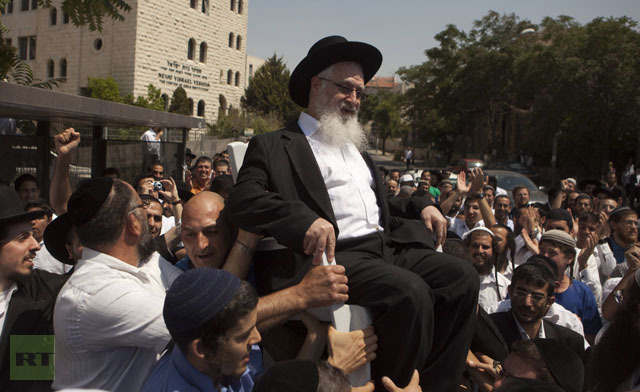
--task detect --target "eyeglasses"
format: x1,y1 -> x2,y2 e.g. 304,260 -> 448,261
318,77 -> 365,100
511,287 -> 547,303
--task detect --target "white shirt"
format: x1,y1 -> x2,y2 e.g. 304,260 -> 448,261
450,218 -> 484,239
53,249 -> 182,392
496,298 -> 589,349
33,242 -> 72,274
141,129 -> 160,158
513,311 -> 546,339
513,232 -> 541,268
478,267 -> 510,314
594,242 -> 617,281
0,283 -> 17,334
299,112 -> 383,240
572,247 -> 603,308
160,215 -> 176,236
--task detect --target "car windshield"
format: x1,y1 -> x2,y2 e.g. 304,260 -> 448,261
492,173 -> 537,192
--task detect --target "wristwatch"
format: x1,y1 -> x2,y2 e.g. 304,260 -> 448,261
475,192 -> 485,198
613,290 -> 623,304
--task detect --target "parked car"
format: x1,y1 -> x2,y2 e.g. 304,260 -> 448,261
484,170 -> 548,205
485,161 -> 533,175
446,159 -> 484,173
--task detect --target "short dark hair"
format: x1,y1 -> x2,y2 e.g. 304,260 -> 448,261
494,194 -> 511,205
172,280 -> 258,355
464,194 -> 482,208
194,156 -> 212,167
102,167 -> 120,178
139,194 -> 162,208
511,263 -> 556,297
76,180 -> 136,250
316,360 -> 351,392
14,173 -> 38,191
211,175 -> 234,198
578,212 -> 599,226
509,340 -> 555,385
512,185 -> 529,197
24,198 -> 53,218
214,160 -> 229,169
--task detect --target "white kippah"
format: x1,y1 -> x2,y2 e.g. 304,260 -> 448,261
462,227 -> 495,240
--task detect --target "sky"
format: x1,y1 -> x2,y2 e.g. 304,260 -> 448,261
246,0 -> 640,77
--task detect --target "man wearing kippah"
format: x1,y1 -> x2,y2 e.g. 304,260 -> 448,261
538,230 -> 602,344
143,268 -> 261,392
230,35 -> 478,391
52,178 -> 183,392
0,187 -> 68,392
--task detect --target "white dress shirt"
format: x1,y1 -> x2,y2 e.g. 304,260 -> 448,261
299,112 -> 383,240
449,218 -> 484,239
478,267 -> 510,314
33,242 -> 72,274
53,249 -> 182,392
513,311 -> 546,339
141,129 -> 160,158
571,247 -> 603,308
0,283 -> 17,334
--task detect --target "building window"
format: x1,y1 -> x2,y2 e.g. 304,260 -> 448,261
5,0 -> 14,14
199,42 -> 207,63
21,0 -> 28,11
28,36 -> 36,59
197,100 -> 205,116
93,38 -> 103,52
4,38 -> 12,46
18,37 -> 27,60
190,0 -> 196,8
227,69 -> 232,85
50,8 -> 57,25
230,0 -> 235,11
60,58 -> 67,78
63,10 -> 69,23
187,38 -> 195,60
46,59 -> 54,78
238,0 -> 243,14
234,72 -> 240,86
228,32 -> 234,48
236,35 -> 241,50
201,0 -> 208,13
161,94 -> 169,110
188,98 -> 194,115
30,0 -> 36,9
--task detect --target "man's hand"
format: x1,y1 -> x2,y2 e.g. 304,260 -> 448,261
420,206 -> 447,248
55,128 -> 81,156
578,231 -> 599,270
382,370 -> 422,392
625,244 -> 640,270
159,177 -> 179,202
469,168 -> 485,195
328,325 -> 377,375
304,218 -> 336,265
456,171 -> 470,194
521,229 -> 539,255
560,179 -> 570,192
295,265 -> 348,308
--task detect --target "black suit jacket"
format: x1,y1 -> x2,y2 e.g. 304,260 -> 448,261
489,310 -> 585,359
230,123 -> 436,294
0,270 -> 68,392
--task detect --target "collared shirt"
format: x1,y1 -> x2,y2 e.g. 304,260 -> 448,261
478,267 -> 510,314
449,218 -> 484,239
512,311 -> 546,340
142,344 -> 262,392
0,282 -> 17,334
298,112 -> 383,240
33,241 -> 72,274
141,128 -> 161,157
594,242 -> 617,280
53,249 -> 182,392
572,247 -> 603,307
607,236 -> 627,264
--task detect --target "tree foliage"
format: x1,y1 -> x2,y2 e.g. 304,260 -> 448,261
360,90 -> 407,155
399,12 -> 640,178
169,87 -> 191,115
241,54 -> 300,126
88,76 -> 121,102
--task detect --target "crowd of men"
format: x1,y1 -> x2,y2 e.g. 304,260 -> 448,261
2,35 -> 640,392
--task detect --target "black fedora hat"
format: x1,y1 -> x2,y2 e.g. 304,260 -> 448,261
0,187 -> 45,228
43,213 -> 75,265
288,35 -> 382,108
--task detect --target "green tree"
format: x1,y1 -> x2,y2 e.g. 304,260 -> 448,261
241,54 -> 300,125
360,91 -> 407,155
126,84 -> 166,111
169,87 -> 191,115
88,76 -> 122,102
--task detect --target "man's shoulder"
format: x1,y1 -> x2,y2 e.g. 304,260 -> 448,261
252,123 -> 302,142
20,269 -> 69,300
489,310 -> 514,326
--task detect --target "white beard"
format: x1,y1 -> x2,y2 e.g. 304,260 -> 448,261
315,107 -> 367,152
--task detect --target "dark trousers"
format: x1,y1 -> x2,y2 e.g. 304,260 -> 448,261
336,233 -> 479,391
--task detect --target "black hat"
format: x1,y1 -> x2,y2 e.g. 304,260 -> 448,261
67,177 -> 114,226
185,148 -> 196,159
253,360 -> 318,392
43,213 -> 75,265
577,179 -> 601,192
533,339 -> 584,392
0,187 -> 45,228
288,35 -> 382,108
525,254 -> 559,281
546,208 -> 573,229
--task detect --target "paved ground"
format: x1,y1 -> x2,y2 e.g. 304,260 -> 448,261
367,148 -> 427,172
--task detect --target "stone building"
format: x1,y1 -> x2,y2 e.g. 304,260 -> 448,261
1,0 -> 248,121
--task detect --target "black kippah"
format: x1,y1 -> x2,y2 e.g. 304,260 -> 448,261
67,177 -> 114,226
525,255 -> 558,281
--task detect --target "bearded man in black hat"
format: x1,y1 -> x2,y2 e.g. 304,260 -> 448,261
0,187 -> 68,392
230,35 -> 478,390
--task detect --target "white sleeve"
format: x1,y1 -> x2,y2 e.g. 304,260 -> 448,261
578,254 -> 603,308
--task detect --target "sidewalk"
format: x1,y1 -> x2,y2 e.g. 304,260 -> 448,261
367,148 -> 427,172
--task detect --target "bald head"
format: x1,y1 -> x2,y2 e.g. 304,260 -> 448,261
181,191 -> 232,269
